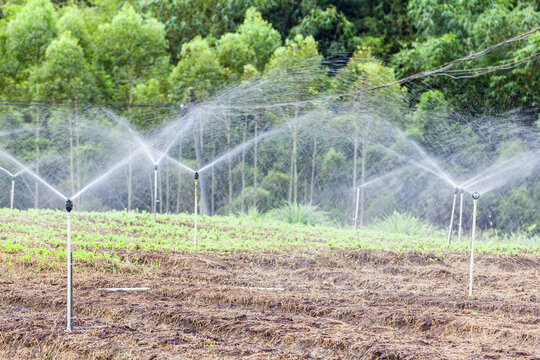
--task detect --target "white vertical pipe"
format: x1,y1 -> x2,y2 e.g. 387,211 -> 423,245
67,212 -> 73,331
194,179 -> 198,249
447,192 -> 457,245
469,198 -> 478,297
354,187 -> 360,230
10,177 -> 15,210
458,190 -> 464,242
153,165 -> 158,222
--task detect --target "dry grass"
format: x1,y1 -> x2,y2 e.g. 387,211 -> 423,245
0,248 -> 538,359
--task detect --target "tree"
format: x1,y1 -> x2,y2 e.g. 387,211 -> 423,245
334,47 -> 405,226
266,34 -> 327,203
6,0 -> 57,208
94,4 -> 169,104
93,4 -> 169,210
32,32 -> 95,199
238,7 -> 282,71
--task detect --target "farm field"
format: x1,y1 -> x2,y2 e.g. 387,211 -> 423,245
0,209 -> 538,359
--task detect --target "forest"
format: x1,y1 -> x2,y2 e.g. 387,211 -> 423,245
0,0 -> 539,233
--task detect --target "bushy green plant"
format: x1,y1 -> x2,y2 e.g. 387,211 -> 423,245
371,211 -> 438,237
267,201 -> 327,226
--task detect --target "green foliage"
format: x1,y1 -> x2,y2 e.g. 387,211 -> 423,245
94,3 -> 169,103
168,36 -> 226,102
237,7 -> 281,71
371,211 -> 439,237
268,201 -> 328,226
6,0 -> 57,67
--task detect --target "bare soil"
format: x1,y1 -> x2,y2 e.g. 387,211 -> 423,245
0,249 -> 538,359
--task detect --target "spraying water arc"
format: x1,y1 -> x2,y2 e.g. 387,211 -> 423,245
469,192 -> 480,297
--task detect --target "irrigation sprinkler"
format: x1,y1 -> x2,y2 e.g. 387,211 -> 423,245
153,164 -> 158,222
65,198 -> 74,331
457,188 -> 464,242
353,187 -> 360,230
469,192 -> 480,297
447,188 -> 458,245
10,176 -> 15,210
194,171 -> 199,249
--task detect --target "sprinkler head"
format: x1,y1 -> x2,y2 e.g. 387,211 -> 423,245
472,192 -> 480,200
65,199 -> 73,213
194,172 -> 199,180
154,164 -> 158,171
11,175 -> 15,181
460,188 -> 464,194
454,187 -> 458,194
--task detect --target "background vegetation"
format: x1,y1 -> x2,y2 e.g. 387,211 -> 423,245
0,0 -> 538,234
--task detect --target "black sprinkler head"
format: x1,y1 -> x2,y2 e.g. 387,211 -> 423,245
154,164 -> 158,171
460,188 -> 464,194
472,192 -> 480,200
11,176 -> 15,181
65,199 -> 73,212
194,172 -> 199,180
454,187 -> 458,194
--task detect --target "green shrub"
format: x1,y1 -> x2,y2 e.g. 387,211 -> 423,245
371,211 -> 438,236
268,201 -> 328,226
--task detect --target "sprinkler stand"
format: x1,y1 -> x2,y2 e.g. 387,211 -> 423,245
447,188 -> 458,245
153,164 -> 158,222
10,176 -> 15,210
354,187 -> 360,230
194,172 -> 199,249
457,189 -> 464,242
65,199 -> 73,331
469,192 -> 480,297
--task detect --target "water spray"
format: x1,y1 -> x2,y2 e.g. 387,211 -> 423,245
447,188 -> 458,245
153,164 -> 158,222
458,189 -> 464,243
469,192 -> 480,297
194,171 -> 199,249
354,187 -> 360,230
65,198 -> 74,331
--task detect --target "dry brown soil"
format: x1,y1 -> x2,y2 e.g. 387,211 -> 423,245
0,249 -> 538,359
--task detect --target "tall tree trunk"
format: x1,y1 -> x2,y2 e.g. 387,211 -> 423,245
68,109 -> 75,199
34,109 -> 40,209
193,113 -> 209,215
226,116 -> 232,213
352,124 -> 359,215
175,138 -> 183,213
165,162 -> 170,213
253,118 -> 258,208
75,99 -> 81,205
211,134 -> 216,215
241,119 -> 247,213
127,89 -> 134,211
288,107 -> 299,204
309,136 -> 317,205
292,123 -> 298,203
359,125 -> 369,227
